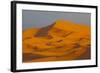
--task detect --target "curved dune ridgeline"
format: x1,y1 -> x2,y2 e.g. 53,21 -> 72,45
22,20 -> 91,63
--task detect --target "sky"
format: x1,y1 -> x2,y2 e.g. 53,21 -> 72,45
22,10 -> 91,30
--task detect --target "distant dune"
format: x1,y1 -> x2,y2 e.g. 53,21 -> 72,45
22,20 -> 90,63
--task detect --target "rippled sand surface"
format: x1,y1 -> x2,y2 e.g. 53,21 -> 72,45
22,20 -> 91,63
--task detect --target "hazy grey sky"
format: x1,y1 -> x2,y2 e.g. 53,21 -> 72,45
22,10 -> 91,30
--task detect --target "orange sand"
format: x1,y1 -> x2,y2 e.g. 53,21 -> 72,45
22,20 -> 91,63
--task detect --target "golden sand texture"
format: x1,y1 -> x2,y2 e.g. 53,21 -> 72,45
22,20 -> 91,63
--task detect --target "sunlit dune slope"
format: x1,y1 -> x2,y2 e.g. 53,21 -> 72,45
22,20 -> 91,63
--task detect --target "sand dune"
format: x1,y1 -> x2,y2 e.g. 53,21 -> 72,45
22,20 -> 91,63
